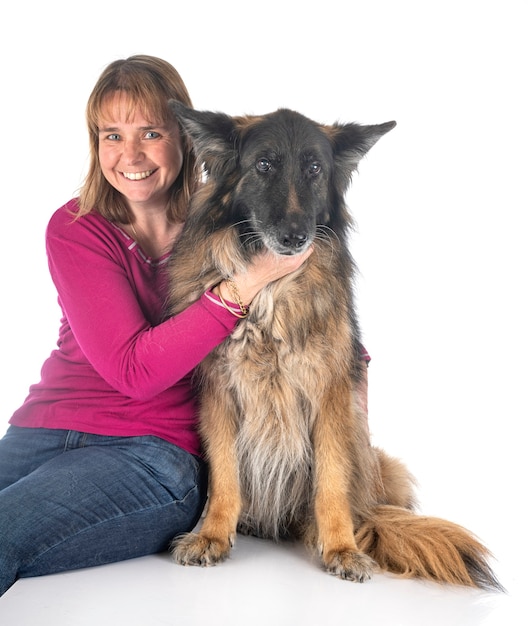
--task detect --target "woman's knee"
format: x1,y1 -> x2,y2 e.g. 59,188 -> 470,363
0,438 -> 208,593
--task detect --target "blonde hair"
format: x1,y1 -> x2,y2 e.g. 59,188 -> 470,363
78,55 -> 198,223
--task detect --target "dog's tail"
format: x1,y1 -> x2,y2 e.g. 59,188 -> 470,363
355,505 -> 504,591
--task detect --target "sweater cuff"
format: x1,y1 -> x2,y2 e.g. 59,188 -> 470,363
200,290 -> 246,327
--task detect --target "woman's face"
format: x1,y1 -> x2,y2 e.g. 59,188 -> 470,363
97,92 -> 184,214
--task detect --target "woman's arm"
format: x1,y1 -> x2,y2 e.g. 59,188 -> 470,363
46,211 -> 239,401
45,207 -> 312,402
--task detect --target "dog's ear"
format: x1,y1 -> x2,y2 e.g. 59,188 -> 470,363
168,100 -> 238,176
328,120 -> 396,190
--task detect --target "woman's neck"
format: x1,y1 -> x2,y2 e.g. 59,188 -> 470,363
125,211 -> 184,259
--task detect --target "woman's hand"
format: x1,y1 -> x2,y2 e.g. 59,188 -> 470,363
214,247 -> 313,306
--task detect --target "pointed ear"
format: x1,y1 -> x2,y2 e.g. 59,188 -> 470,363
327,120 -> 396,188
168,100 -> 238,175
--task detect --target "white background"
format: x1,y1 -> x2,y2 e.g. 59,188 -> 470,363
0,0 -> 526,619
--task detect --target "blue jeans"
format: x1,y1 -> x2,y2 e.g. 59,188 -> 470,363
0,426 -> 208,596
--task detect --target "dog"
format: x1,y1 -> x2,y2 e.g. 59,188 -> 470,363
165,100 -> 502,591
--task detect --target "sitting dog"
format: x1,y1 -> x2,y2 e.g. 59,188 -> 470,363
166,101 -> 502,590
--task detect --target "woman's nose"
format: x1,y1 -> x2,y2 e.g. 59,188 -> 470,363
122,138 -> 144,162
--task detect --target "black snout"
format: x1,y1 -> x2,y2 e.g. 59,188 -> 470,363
281,232 -> 308,249
260,220 -> 314,255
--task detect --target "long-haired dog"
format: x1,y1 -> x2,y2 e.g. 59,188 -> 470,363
166,101 -> 502,591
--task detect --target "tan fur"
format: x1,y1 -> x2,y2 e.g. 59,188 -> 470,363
355,506 -> 498,588
169,230 -> 501,590
167,106 -> 503,591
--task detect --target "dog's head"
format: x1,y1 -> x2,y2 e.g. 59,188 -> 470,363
169,101 -> 395,256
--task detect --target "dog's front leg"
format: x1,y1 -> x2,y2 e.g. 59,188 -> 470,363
171,388 -> 242,566
312,387 -> 377,582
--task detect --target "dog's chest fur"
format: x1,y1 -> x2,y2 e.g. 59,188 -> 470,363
200,253 -> 355,540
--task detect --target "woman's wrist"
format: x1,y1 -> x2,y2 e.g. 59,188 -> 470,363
223,279 -> 250,315
213,277 -> 257,308
212,280 -> 250,318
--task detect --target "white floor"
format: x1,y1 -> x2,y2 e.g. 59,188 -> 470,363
0,532 -> 520,626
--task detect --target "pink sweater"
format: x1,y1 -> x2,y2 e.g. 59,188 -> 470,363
9,199 -> 239,456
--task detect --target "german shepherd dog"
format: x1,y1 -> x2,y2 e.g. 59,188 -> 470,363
166,101 -> 502,591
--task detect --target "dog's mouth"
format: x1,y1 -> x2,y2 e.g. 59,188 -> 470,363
239,212 -> 316,256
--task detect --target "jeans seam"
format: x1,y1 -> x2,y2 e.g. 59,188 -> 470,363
20,482 -> 201,574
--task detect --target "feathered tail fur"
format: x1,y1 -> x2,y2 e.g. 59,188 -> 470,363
355,505 -> 503,591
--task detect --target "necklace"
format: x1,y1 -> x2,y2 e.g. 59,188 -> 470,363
128,219 -> 183,258
128,221 -> 168,259
130,222 -> 140,242
129,222 -> 149,255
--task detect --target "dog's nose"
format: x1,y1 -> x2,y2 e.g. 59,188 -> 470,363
282,232 -> 308,249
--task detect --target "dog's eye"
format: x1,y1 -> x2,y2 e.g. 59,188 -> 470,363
308,162 -> 321,176
256,158 -> 272,172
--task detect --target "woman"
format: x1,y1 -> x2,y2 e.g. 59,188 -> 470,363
0,55 -> 312,596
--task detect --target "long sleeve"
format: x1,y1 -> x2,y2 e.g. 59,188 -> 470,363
46,206 -> 237,400
9,200 -> 239,456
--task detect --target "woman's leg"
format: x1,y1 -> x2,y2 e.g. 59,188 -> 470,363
0,431 -> 207,596
0,426 -> 71,490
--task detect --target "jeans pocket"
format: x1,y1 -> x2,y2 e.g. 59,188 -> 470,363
124,435 -> 207,502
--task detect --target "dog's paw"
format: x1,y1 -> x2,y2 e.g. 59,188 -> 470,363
171,532 -> 234,567
323,549 -> 377,582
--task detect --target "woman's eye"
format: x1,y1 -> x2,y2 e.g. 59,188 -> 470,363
107,133 -> 120,141
145,131 -> 160,139
256,158 -> 271,172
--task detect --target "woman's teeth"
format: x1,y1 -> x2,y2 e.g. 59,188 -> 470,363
122,170 -> 153,180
